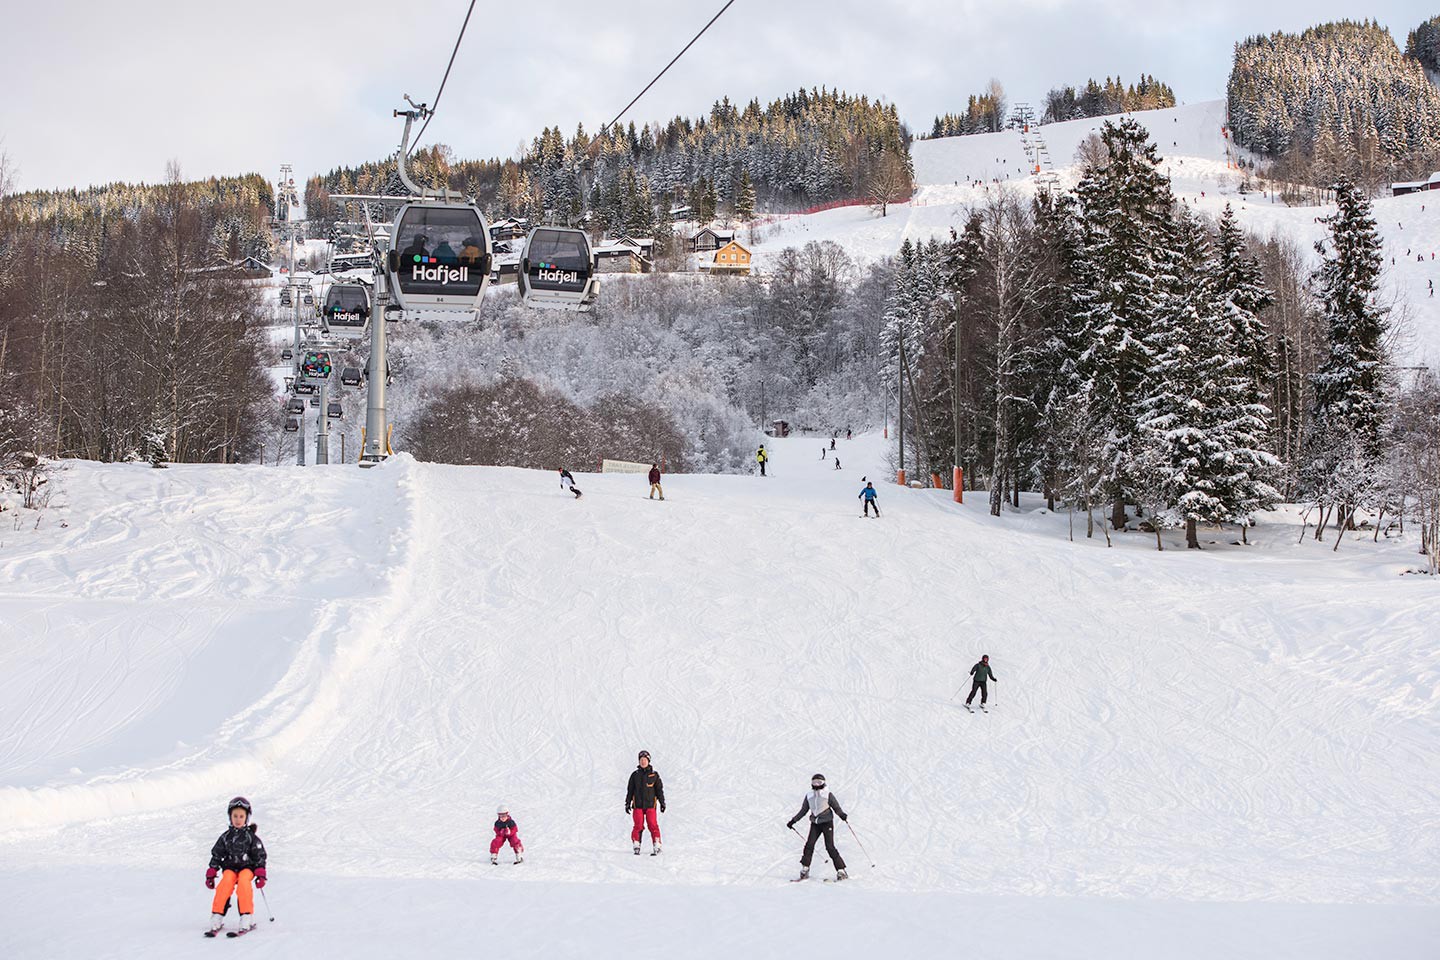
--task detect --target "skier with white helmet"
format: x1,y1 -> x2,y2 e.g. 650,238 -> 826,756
491,805 -> 524,865
786,773 -> 849,882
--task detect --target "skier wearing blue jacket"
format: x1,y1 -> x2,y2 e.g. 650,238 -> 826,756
859,481 -> 879,517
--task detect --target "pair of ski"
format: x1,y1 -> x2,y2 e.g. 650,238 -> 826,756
203,926 -> 253,939
634,846 -> 661,857
790,875 -> 847,884
964,703 -> 988,713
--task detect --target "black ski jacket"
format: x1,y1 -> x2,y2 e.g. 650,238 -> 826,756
209,824 -> 266,872
626,766 -> 666,810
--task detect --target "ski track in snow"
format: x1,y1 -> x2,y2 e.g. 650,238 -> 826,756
1,437 -> 1438,956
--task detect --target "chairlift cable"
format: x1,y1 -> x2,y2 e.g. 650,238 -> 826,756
599,0 -> 737,137
407,0 -> 480,156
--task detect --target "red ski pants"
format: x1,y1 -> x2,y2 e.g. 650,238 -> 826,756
490,830 -> 524,855
211,869 -> 254,915
631,807 -> 660,842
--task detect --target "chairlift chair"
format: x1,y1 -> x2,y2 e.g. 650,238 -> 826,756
518,227 -> 599,310
386,202 -> 493,312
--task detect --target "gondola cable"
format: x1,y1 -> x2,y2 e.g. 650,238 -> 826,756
407,0 -> 479,156
598,0 -> 737,137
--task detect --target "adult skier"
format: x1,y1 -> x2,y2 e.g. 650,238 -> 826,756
859,481 -> 879,517
491,805 -> 524,865
204,797 -> 267,937
785,773 -> 849,882
626,750 -> 666,855
559,468 -> 582,499
757,444 -> 769,477
966,654 -> 997,708
648,464 -> 664,500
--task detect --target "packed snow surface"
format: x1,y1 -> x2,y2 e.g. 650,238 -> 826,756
2,436 -> 1438,957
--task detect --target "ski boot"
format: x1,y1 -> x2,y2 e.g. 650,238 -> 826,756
491,853 -> 499,865
651,840 -> 662,856
633,841 -> 642,856
798,866 -> 810,881
513,853 -> 524,864
834,869 -> 848,882
205,913 -> 226,937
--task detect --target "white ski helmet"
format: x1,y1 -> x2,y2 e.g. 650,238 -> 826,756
497,804 -> 509,816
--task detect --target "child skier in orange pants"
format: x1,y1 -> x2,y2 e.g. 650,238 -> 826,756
204,796 -> 267,937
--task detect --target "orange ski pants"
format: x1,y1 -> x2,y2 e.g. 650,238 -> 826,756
212,869 -> 254,915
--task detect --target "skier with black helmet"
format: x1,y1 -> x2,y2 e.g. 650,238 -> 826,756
786,773 -> 849,882
626,750 -> 666,855
966,654 -> 997,709
203,796 -> 267,937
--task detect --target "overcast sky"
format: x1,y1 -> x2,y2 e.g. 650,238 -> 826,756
1,1 -> 1428,192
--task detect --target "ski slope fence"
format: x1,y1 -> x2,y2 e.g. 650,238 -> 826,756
601,459 -> 652,474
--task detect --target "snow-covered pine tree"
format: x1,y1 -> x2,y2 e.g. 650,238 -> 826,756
1136,208 -> 1281,550
1305,176 -> 1392,536
1071,117 -> 1177,531
735,169 -> 757,222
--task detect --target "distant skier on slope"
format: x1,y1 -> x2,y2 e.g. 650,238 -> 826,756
966,654 -> 997,708
559,468 -> 582,499
859,481 -> 879,517
491,805 -> 525,864
626,750 -> 666,855
648,464 -> 664,500
757,444 -> 769,477
204,797 -> 267,937
786,773 -> 849,882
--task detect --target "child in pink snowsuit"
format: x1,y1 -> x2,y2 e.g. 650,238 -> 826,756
490,805 -> 524,865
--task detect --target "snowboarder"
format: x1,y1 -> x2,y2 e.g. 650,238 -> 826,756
626,749 -> 666,855
491,805 -> 524,864
757,444 -> 769,477
786,773 -> 849,882
834,457 -> 841,471
648,464 -> 664,500
559,468 -> 582,499
966,654 -> 997,707
859,481 -> 879,516
204,797 -> 267,937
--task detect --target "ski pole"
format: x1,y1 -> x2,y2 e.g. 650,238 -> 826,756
845,821 -> 876,868
791,823 -> 828,864
260,888 -> 275,923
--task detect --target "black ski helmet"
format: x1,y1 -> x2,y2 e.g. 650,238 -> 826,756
638,750 -> 651,761
982,654 -> 989,661
811,773 -> 826,788
227,796 -> 252,819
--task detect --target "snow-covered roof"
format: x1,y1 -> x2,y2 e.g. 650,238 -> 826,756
1392,172 -> 1440,190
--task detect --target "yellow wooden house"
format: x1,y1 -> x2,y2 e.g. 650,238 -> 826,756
709,240 -> 752,276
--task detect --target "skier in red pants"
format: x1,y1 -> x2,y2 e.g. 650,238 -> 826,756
490,805 -> 524,864
626,749 -> 666,855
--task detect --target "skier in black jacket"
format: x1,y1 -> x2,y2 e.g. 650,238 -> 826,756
204,797 -> 267,936
626,750 -> 666,855
966,654 -> 997,706
786,773 -> 848,881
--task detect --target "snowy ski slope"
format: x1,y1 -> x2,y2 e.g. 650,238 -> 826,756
749,100 -> 1440,367
2,436 -> 1438,957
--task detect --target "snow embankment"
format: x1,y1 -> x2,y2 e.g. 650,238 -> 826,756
0,456 -> 420,831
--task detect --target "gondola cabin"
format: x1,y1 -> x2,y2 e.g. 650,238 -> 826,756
386,202 -> 493,312
301,351 -> 334,383
323,283 -> 371,339
518,227 -> 599,310
340,366 -> 363,387
284,417 -> 300,433
286,397 -> 305,415
327,401 -> 343,420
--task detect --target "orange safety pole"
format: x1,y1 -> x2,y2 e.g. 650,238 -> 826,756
930,471 -> 943,489
897,469 -> 906,486
953,467 -> 964,503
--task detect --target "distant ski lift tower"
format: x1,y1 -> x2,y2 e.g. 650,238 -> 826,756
1013,103 -> 1059,190
277,163 -> 293,222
